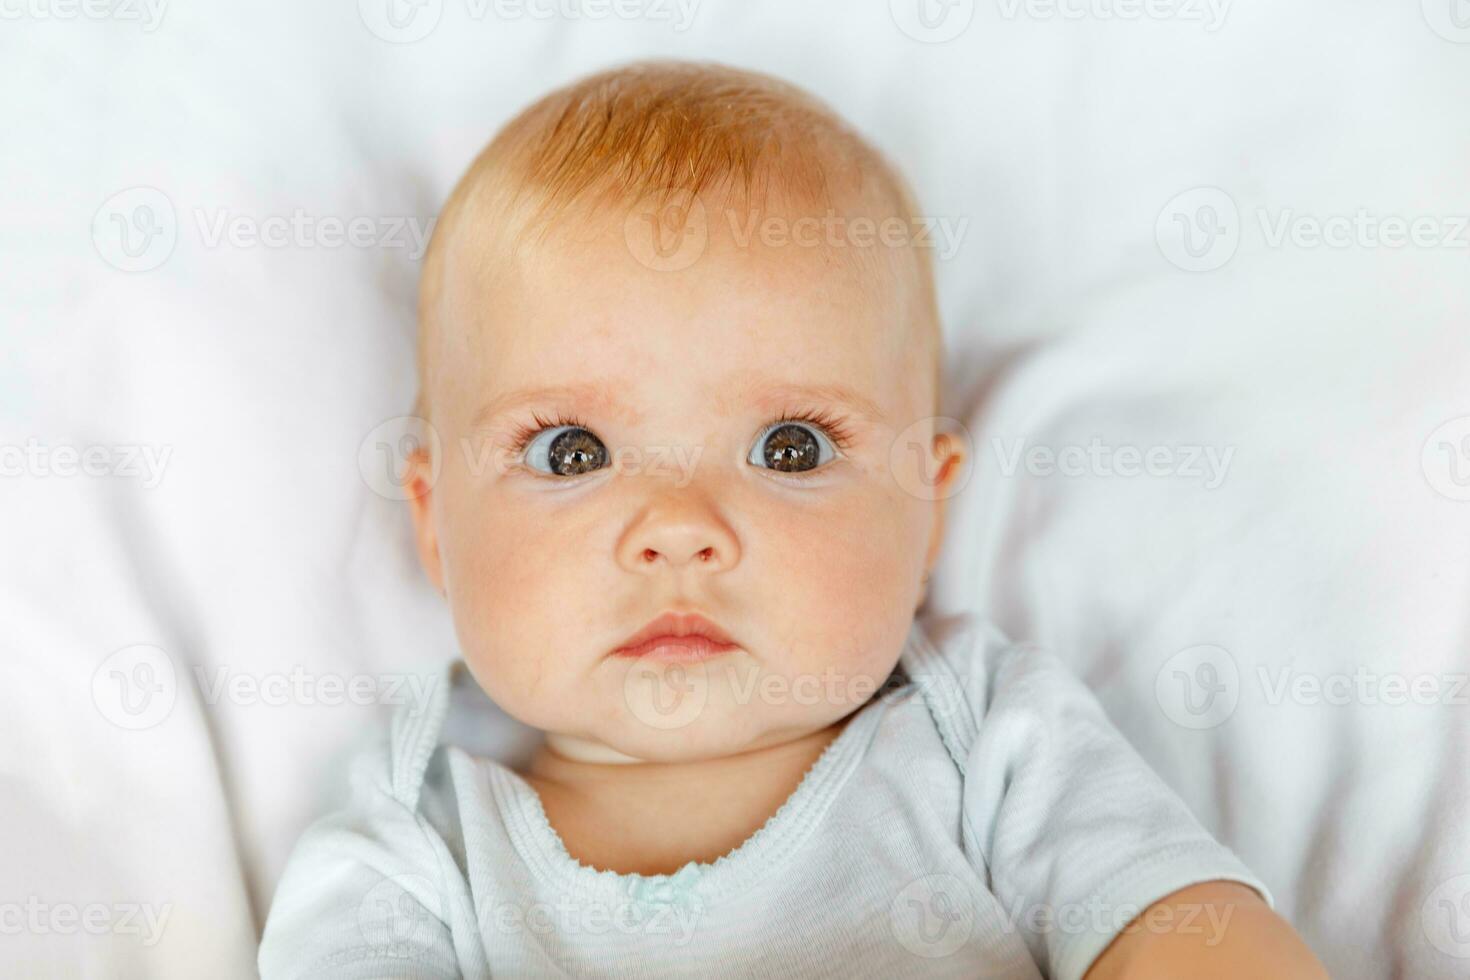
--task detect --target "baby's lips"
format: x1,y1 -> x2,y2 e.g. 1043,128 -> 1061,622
610,610 -> 736,657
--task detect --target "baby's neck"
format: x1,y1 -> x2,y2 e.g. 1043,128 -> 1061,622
520,718 -> 851,877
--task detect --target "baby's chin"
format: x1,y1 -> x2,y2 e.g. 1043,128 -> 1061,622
471,642 -> 898,764
592,659 -> 861,762
569,713 -> 835,766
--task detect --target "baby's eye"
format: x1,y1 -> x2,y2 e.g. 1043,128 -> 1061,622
523,425 -> 609,477
749,422 -> 839,474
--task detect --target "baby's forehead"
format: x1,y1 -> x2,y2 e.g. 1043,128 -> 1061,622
437,191 -> 925,418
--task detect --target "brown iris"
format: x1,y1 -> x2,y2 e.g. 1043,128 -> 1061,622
547,429 -> 608,476
761,424 -> 821,473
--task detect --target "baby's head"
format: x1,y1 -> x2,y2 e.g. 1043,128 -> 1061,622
407,61 -> 966,764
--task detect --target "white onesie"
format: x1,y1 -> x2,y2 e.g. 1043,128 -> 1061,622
259,613 -> 1270,979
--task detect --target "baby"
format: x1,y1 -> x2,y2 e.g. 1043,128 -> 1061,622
259,61 -> 1325,979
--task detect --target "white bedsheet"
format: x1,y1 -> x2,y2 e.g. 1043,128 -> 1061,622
2,1 -> 1467,976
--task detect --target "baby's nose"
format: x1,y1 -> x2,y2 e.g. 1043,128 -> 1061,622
616,499 -> 739,574
641,544 -> 715,566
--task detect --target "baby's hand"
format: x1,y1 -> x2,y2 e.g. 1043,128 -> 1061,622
1084,880 -> 1328,980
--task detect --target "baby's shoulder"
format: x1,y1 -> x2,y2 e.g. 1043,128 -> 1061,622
371,659 -> 542,812
896,613 -> 1041,751
899,612 -> 1146,793
330,659 -> 459,812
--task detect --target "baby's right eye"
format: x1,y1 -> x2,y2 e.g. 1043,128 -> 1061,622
522,425 -> 609,478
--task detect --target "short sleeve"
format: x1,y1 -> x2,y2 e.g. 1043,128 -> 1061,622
257,745 -> 475,980
957,641 -> 1272,980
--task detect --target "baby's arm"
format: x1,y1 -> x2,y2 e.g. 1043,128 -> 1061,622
1084,880 -> 1327,979
945,626 -> 1328,980
258,746 -> 478,979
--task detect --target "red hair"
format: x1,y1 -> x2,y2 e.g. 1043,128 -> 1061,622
416,60 -> 940,420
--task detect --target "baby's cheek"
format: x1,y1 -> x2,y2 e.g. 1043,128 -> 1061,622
442,504 -> 546,686
773,494 -> 925,694
802,492 -> 921,608
445,493 -> 616,727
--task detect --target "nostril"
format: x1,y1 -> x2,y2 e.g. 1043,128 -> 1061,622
642,548 -> 658,563
699,548 -> 713,562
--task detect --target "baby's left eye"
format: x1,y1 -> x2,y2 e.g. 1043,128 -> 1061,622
523,425 -> 609,477
749,422 -> 839,474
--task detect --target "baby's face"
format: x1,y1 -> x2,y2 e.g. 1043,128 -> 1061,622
411,192 -> 963,763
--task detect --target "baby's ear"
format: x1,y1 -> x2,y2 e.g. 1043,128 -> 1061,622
921,430 -> 968,574
932,431 -> 967,499
405,446 -> 446,595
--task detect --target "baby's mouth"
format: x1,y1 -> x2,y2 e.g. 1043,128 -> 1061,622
609,611 -> 740,663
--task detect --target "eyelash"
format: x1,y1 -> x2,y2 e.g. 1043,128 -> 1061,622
766,408 -> 855,451
505,409 -> 855,457
507,411 -> 590,456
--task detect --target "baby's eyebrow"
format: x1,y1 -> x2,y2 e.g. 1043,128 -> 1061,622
470,381 -> 634,429
722,381 -> 886,424
470,379 -> 884,429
